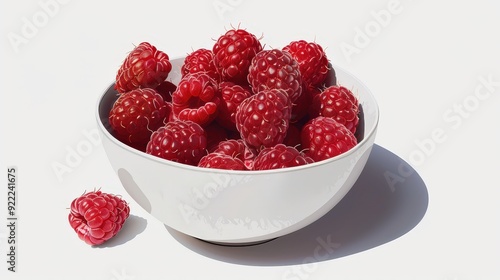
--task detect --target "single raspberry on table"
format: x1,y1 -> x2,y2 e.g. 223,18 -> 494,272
216,81 -> 252,131
247,49 -> 303,103
115,42 -> 172,93
108,88 -> 169,150
171,72 -> 221,127
198,153 -> 246,170
235,88 -> 292,150
211,139 -> 257,169
310,85 -> 359,134
68,190 -> 130,246
212,28 -> 263,85
253,144 -> 314,170
301,116 -> 357,162
146,120 -> 207,166
282,40 -> 329,88
181,48 -> 220,82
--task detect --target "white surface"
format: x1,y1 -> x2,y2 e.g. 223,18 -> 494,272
1,0 -> 499,279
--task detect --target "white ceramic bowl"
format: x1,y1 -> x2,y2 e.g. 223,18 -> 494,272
96,57 -> 379,245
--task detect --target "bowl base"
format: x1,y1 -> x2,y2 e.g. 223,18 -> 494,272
197,237 -> 278,247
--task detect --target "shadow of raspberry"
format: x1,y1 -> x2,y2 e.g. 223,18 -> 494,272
95,215 -> 147,248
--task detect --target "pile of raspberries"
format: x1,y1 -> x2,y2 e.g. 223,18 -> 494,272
108,27 -> 361,171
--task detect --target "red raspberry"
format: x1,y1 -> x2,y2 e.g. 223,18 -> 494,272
253,144 -> 314,170
301,116 -> 357,162
172,73 -> 221,127
235,89 -> 292,150
115,42 -> 172,93
213,28 -> 263,85
216,81 -> 252,131
198,153 -> 246,170
247,49 -> 303,102
155,80 -> 177,103
181,48 -> 220,82
212,139 -> 257,169
311,85 -> 359,134
108,88 -> 168,149
282,40 -> 329,88
68,190 -> 130,246
146,120 -> 207,165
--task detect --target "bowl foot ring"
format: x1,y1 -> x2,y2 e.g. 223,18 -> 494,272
196,237 -> 278,247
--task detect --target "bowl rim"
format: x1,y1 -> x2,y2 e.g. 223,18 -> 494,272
96,63 -> 379,175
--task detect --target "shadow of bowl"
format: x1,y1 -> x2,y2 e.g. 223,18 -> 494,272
167,144 -> 429,265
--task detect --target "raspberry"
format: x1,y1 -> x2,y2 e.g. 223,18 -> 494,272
146,120 -> 207,165
301,116 -> 357,162
68,190 -> 130,246
213,28 -> 263,85
253,144 -> 314,170
212,139 -> 257,169
247,49 -> 303,102
108,88 -> 168,149
181,48 -> 220,82
282,40 -> 329,88
198,153 -> 246,170
115,42 -> 172,93
216,81 -> 252,131
172,73 -> 221,127
311,85 -> 359,134
235,89 -> 292,150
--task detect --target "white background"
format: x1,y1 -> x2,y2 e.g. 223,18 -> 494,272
1,0 -> 499,279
